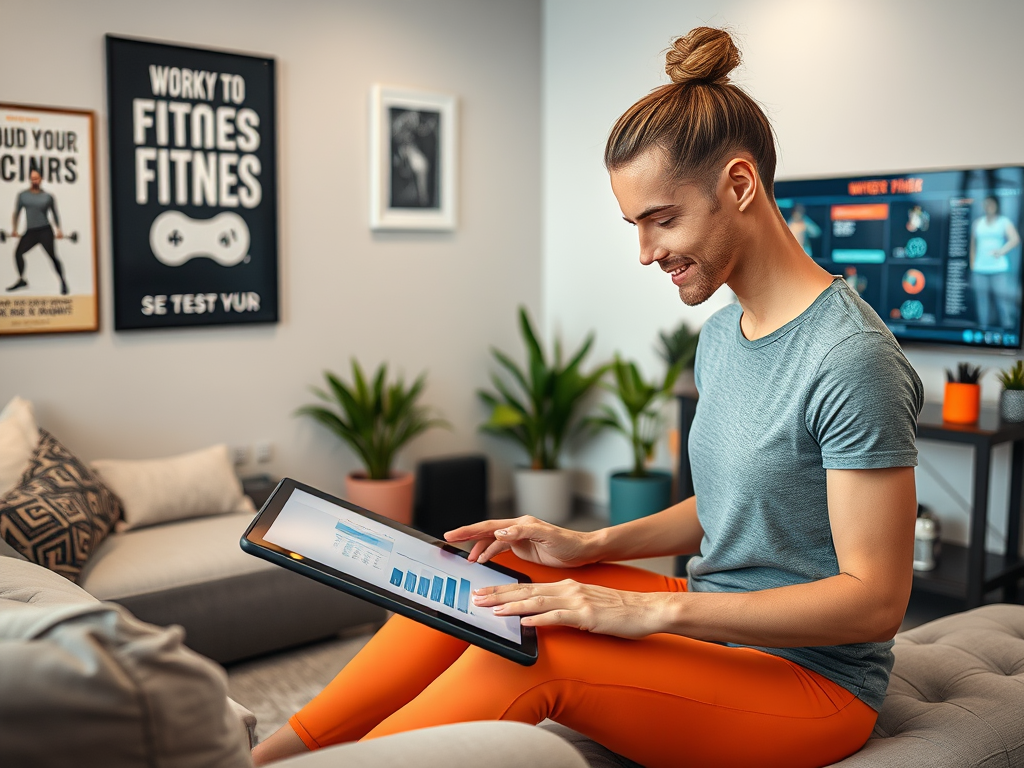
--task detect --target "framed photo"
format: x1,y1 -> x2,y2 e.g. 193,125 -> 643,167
106,35 -> 278,331
370,85 -> 457,231
0,103 -> 98,335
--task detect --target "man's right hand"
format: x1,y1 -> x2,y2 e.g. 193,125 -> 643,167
444,516 -> 599,568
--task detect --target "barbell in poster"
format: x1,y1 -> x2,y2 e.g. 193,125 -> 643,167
106,35 -> 278,330
0,103 -> 98,335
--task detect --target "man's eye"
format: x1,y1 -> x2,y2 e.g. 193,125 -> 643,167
656,217 -> 675,227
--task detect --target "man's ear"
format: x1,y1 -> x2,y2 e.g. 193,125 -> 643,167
721,157 -> 758,212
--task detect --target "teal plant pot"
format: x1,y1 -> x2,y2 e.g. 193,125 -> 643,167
608,470 -> 673,526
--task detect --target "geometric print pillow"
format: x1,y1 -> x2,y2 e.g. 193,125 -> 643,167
0,430 -> 123,582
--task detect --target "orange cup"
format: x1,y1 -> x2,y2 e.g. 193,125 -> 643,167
942,382 -> 981,424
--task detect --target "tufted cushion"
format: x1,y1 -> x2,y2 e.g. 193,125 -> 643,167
826,603 -> 1024,767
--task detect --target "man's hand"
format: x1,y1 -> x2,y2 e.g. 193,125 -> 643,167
444,516 -> 597,567
55,228 -> 63,239
473,580 -> 668,639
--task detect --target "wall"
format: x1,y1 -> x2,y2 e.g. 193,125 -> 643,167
543,0 -> 1024,551
0,0 -> 542,502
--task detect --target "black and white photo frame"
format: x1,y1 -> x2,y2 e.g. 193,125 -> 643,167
370,85 -> 457,231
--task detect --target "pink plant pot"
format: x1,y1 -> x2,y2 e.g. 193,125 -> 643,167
345,471 -> 415,524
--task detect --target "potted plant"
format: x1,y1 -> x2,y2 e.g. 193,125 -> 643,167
588,355 -> 683,525
478,307 -> 607,524
657,320 -> 700,395
296,360 -> 447,524
943,363 -> 984,425
997,361 -> 1024,422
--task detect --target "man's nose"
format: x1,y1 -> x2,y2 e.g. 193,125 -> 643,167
638,231 -> 666,266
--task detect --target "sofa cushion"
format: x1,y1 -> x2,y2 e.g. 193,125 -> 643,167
0,555 -> 98,608
0,396 -> 39,497
77,511 -> 273,600
0,430 -> 122,582
90,444 -> 256,532
0,600 -> 251,768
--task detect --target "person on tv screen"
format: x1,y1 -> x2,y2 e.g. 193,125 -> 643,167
786,202 -> 821,256
970,195 -> 1021,328
253,27 -> 923,768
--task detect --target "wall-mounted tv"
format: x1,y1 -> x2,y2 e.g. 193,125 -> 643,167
776,166 -> 1024,352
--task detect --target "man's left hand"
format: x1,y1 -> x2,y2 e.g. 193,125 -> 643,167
472,580 -> 668,639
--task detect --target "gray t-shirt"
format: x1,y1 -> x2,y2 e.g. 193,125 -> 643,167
16,190 -> 59,230
686,278 -> 924,711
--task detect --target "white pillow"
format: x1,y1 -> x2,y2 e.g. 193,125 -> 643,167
90,444 -> 255,531
0,396 -> 40,497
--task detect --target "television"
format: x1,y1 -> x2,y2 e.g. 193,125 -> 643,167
775,166 -> 1024,352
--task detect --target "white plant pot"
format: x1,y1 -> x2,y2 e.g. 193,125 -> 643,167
513,468 -> 573,525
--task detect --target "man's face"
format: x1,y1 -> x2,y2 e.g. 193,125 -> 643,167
610,150 -> 738,307
29,171 -> 41,191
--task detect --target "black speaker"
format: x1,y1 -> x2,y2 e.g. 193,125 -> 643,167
414,454 -> 489,539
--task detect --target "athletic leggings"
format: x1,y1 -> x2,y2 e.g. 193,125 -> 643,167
290,554 -> 877,768
14,226 -> 64,280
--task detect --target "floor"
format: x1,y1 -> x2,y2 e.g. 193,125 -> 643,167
224,512 -> 974,743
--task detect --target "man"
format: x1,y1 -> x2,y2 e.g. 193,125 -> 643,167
7,169 -> 68,295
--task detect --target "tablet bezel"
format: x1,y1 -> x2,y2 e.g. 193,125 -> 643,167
240,477 -> 538,666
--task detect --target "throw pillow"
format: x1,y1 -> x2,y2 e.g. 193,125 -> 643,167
0,396 -> 40,498
90,444 -> 256,532
0,601 -> 251,768
0,430 -> 122,582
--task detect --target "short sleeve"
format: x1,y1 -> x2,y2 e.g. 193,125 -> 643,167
805,332 -> 924,470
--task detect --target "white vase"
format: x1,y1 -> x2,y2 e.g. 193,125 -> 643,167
512,468 -> 573,525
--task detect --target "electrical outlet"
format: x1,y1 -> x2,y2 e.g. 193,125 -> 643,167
232,445 -> 249,466
255,440 -> 273,464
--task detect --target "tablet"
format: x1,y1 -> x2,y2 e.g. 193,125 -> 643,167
240,478 -> 538,666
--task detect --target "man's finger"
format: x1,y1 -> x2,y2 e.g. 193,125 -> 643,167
475,539 -> 510,564
444,519 -> 519,542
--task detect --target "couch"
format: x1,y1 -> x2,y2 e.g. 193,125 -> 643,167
0,395 -> 385,664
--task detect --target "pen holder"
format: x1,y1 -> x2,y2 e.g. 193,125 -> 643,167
942,382 -> 981,424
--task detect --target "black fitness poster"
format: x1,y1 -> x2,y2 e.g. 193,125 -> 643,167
106,36 -> 278,330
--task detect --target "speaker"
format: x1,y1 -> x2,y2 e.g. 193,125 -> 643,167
414,454 -> 489,539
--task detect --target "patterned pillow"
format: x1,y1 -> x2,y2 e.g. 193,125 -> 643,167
0,430 -> 122,582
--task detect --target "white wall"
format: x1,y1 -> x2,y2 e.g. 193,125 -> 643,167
543,0 -> 1024,551
1,0 -> 542,502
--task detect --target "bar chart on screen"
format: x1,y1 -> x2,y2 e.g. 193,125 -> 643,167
389,553 -> 473,614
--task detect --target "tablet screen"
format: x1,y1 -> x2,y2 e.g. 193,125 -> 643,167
257,486 -> 523,644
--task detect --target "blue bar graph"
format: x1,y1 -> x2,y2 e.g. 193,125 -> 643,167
443,577 -> 457,608
431,576 -> 444,602
389,568 -> 403,587
457,578 -> 471,613
335,522 -> 394,552
404,572 -> 417,592
416,576 -> 431,598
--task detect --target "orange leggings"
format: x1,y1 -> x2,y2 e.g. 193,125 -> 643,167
290,554 -> 877,768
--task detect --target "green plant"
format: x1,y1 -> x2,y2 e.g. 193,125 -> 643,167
296,360 -> 448,480
478,307 -> 608,470
656,321 -> 700,371
587,356 -> 683,478
997,361 -> 1024,391
946,363 -> 984,385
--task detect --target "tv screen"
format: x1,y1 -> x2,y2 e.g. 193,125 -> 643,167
775,166 -> 1024,352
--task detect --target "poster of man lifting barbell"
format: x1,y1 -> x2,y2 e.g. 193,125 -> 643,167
0,103 -> 98,335
106,36 -> 278,330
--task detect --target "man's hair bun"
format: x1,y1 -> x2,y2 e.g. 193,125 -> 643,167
665,27 -> 740,85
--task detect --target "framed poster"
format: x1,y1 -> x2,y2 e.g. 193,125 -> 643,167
370,85 -> 457,231
0,103 -> 98,335
106,35 -> 278,331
